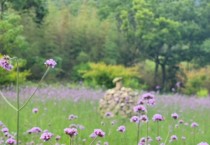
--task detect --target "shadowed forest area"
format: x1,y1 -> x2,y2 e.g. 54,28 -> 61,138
1,0 -> 210,95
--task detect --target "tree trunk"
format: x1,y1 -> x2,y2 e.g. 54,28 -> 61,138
161,64 -> 166,91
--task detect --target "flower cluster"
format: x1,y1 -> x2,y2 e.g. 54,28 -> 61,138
44,59 -> 57,68
0,55 -> 13,71
90,129 -> 105,138
64,128 -> 78,137
27,127 -> 42,134
40,131 -> 53,141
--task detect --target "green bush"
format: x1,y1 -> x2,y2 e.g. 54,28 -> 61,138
79,62 -> 143,89
0,58 -> 30,85
196,88 -> 209,98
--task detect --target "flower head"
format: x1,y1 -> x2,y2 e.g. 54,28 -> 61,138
27,127 -> 42,134
117,125 -> 126,133
40,131 -> 53,141
142,93 -> 155,100
140,115 -> 148,123
130,116 -> 140,123
191,122 -> 199,128
1,127 -> 9,133
68,114 -> 78,120
171,113 -> 179,120
170,135 -> 178,142
93,129 -> 105,137
152,114 -> 164,122
32,108 -> 39,114
6,138 -> 16,145
0,55 -> 13,71
44,59 -> 57,68
64,128 -> 78,137
133,105 -> 147,113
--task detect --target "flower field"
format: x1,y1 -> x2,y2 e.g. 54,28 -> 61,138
0,85 -> 210,145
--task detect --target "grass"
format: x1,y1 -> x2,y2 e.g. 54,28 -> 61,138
0,85 -> 210,145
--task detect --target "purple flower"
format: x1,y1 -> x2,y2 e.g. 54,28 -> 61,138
93,129 -> 105,137
0,55 -> 13,71
142,93 -> 155,100
191,122 -> 199,128
133,105 -> 147,113
89,132 -> 97,138
117,125 -> 126,133
55,135 -> 61,141
104,112 -> 113,118
171,113 -> 179,120
152,114 -> 164,122
170,135 -> 178,142
179,119 -> 184,124
130,116 -> 140,123
197,142 -> 209,145
2,127 -> 9,133
32,108 -> 39,113
44,59 -> 57,68
27,127 -> 42,134
104,142 -> 109,145
156,136 -> 162,142
6,138 -> 16,145
68,114 -> 78,120
140,115 -> 148,123
40,131 -> 53,141
64,128 -> 78,137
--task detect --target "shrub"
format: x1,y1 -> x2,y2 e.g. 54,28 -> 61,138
79,62 -> 142,89
196,88 -> 209,98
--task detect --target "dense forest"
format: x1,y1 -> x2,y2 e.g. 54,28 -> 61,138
1,0 -> 210,94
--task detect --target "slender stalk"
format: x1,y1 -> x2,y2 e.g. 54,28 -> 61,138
193,128 -> 195,145
146,121 -> 148,145
0,91 -> 17,111
70,137 -> 72,145
157,122 -> 159,137
16,59 -> 20,145
89,137 -> 97,145
19,67 -> 50,111
137,121 -> 140,144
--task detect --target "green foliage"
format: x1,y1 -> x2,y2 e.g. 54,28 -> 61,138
196,88 -> 209,98
80,62 -> 142,89
0,57 -> 30,85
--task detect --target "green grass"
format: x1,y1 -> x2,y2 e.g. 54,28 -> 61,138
0,95 -> 210,145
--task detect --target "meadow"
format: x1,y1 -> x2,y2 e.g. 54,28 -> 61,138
0,85 -> 210,145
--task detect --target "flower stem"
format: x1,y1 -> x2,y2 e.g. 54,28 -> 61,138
0,91 -> 17,111
70,137 -> 72,145
19,67 -> 50,111
16,59 -> 20,145
89,137 -> 97,145
137,121 -> 140,144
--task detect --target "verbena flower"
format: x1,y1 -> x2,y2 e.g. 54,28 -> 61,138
40,131 -> 53,141
142,93 -> 155,100
27,127 -> 42,134
170,135 -> 178,142
130,116 -> 140,123
133,105 -> 147,113
197,142 -> 209,145
140,115 -> 148,123
32,108 -> 39,113
44,59 -> 57,68
93,129 -> 105,137
191,122 -> 199,128
104,112 -> 113,118
55,135 -> 61,141
117,125 -> 126,133
104,141 -> 109,145
156,136 -> 162,142
171,113 -> 179,120
68,114 -> 78,120
0,55 -> 13,71
1,127 -> 9,133
64,128 -> 78,137
6,138 -> 16,145
152,114 -> 164,122
89,132 -> 97,138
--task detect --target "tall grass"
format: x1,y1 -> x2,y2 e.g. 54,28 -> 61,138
0,86 -> 210,145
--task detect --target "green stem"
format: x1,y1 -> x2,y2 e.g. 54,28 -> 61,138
19,67 -> 50,111
137,121 -> 140,144
16,59 -> 20,145
0,91 -> 17,111
146,121 -> 148,145
157,122 -> 159,137
89,137 -> 97,145
70,137 -> 72,145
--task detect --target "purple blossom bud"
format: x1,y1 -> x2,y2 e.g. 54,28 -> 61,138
171,113 -> 179,120
64,128 -> 78,137
197,142 -> 209,145
2,127 -> 9,133
140,115 -> 148,123
0,56 -> 13,71
32,108 -> 39,114
170,135 -> 178,142
40,131 -> 53,141
130,116 -> 140,123
27,127 -> 42,134
93,129 -> 105,137
6,138 -> 16,145
133,105 -> 147,113
44,59 -> 57,68
117,125 -> 126,133
152,114 -> 164,122
191,122 -> 199,128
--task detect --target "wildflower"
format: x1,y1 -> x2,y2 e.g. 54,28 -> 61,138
171,113 -> 179,120
170,135 -> 178,142
156,136 -> 162,142
44,59 -> 57,68
130,116 -> 140,123
133,105 -> 147,113
117,125 -> 126,133
152,114 -> 164,122
6,138 -> 16,145
140,115 -> 148,123
191,122 -> 199,128
89,132 -> 97,138
137,99 -> 144,105
55,135 -> 61,141
93,129 -> 105,137
0,55 -> 13,71
1,127 -> 9,133
40,131 -> 53,141
104,112 -> 113,118
179,119 -> 184,124
32,108 -> 39,114
181,136 -> 186,140
197,142 -> 209,145
142,93 -> 155,100
27,127 -> 42,134
64,128 -> 78,137
68,114 -> 78,120
104,141 -> 109,145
